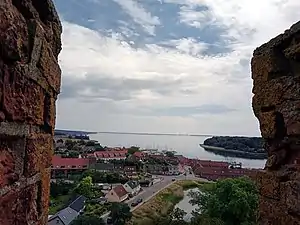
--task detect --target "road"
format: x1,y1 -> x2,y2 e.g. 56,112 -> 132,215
101,175 -> 177,222
101,166 -> 206,223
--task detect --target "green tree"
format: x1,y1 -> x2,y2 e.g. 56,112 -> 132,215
71,215 -> 105,225
190,176 -> 258,225
110,203 -> 132,225
68,150 -> 80,158
73,176 -> 93,198
127,146 -> 140,155
165,151 -> 175,157
84,203 -> 109,218
172,208 -> 187,221
50,181 -> 75,198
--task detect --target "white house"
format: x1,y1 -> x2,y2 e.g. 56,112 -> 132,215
123,180 -> 141,196
167,164 -> 180,175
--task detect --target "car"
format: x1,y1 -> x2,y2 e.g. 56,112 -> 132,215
131,198 -> 143,207
131,202 -> 138,207
172,178 -> 176,181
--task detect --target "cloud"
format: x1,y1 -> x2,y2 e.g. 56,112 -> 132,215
60,73 -> 187,101
111,0 -> 160,35
53,0 -> 300,135
153,104 -> 236,116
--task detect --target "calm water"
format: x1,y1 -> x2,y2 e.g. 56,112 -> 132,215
89,133 -> 266,169
174,188 -> 199,222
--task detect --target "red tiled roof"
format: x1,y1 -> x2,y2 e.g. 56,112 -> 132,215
195,167 -> 253,178
133,151 -> 144,158
52,156 -> 90,168
198,160 -> 229,168
94,150 -> 128,159
86,153 -> 96,158
113,185 -> 128,198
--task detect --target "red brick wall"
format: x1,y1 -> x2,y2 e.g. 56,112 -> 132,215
0,0 -> 61,224
252,21 -> 300,224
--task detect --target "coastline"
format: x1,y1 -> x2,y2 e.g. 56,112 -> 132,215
199,144 -> 267,160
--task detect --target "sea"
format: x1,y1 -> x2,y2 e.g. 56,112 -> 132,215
89,133 -> 266,169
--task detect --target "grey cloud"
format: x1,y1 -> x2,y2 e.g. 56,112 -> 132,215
60,74 -> 188,101
152,104 -> 236,116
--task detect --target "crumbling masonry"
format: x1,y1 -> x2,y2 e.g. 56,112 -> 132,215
0,0 -> 61,224
252,21 -> 300,225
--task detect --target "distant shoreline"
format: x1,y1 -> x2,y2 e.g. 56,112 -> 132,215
199,144 -> 267,160
95,131 -> 212,137
55,129 -> 261,138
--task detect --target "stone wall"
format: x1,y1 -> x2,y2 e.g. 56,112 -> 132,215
0,0 -> 61,225
252,22 -> 300,225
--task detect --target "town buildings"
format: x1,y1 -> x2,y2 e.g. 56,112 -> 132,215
123,180 -> 141,196
51,156 -> 90,178
124,165 -> 137,176
105,185 -> 129,202
189,158 -> 258,181
48,195 -> 86,225
91,162 -> 115,173
90,150 -> 128,161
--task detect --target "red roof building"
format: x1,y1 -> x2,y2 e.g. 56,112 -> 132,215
93,150 -> 128,160
194,167 -> 255,181
51,156 -> 90,170
105,185 -> 129,202
175,155 -> 190,165
133,151 -> 145,159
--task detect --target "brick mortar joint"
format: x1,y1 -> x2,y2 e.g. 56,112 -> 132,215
0,122 -> 52,136
0,173 -> 42,197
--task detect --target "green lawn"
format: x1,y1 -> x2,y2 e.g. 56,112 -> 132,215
49,195 -> 72,215
161,193 -> 183,204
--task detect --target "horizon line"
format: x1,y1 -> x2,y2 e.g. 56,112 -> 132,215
55,129 -> 260,137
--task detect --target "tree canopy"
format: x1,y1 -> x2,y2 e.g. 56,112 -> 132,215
165,151 -> 175,157
50,181 -> 75,198
127,146 -> 140,155
71,215 -> 105,225
110,203 -> 132,225
189,176 -> 259,225
73,176 -> 94,198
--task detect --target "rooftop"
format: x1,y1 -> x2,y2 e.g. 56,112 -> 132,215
52,156 -> 90,168
113,185 -> 128,198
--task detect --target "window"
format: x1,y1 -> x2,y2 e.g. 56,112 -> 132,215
83,165 -> 87,168
71,165 -> 76,168
60,166 -> 65,168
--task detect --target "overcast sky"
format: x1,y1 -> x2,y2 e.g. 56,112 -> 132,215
53,0 -> 300,136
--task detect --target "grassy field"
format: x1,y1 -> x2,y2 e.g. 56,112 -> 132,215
49,194 -> 72,215
128,180 -> 208,225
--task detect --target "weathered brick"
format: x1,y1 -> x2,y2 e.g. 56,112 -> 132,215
0,135 -> 25,188
0,148 -> 17,188
2,69 -> 45,125
24,134 -> 52,177
257,171 -> 280,200
39,169 -> 51,216
0,0 -> 61,224
44,95 -> 56,131
252,21 -> 300,225
37,42 -> 61,93
0,184 -> 38,225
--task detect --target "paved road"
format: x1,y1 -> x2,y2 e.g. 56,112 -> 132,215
101,166 -> 206,223
128,176 -> 178,207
